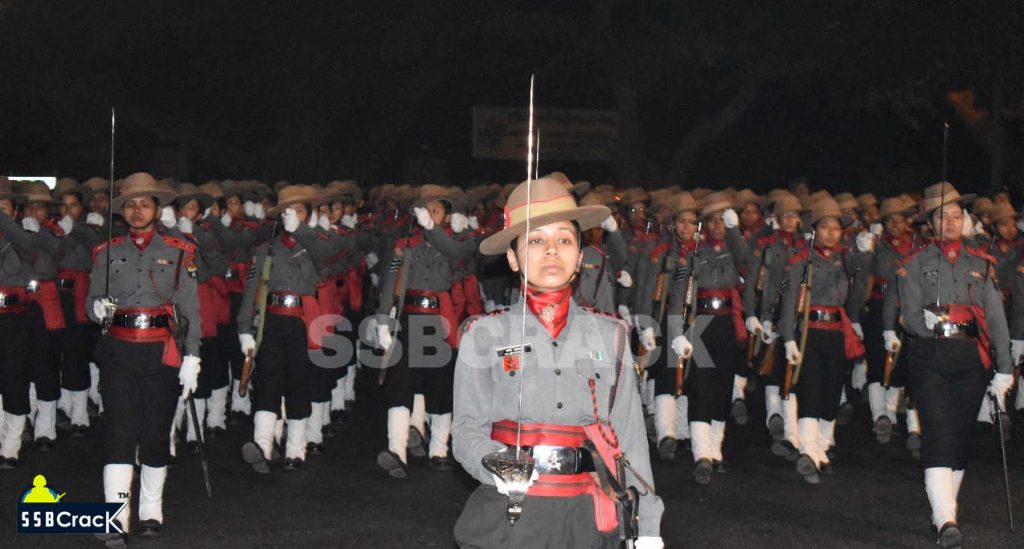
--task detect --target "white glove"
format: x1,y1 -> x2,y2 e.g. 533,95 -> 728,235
761,320 -> 777,344
203,207 -> 212,219
239,333 -> 256,356
766,215 -> 779,230
988,372 -> 1014,412
220,212 -> 233,227
253,202 -> 265,220
784,341 -> 802,365
308,209 -> 319,229
492,468 -> 539,496
961,209 -> 974,237
722,208 -> 739,229
1012,339 -> 1024,366
92,297 -> 117,322
600,215 -> 618,232
178,355 -> 201,399
634,537 -> 665,549
616,271 -> 633,288
851,360 -> 867,391
745,316 -> 763,336
803,232 -> 813,242
856,231 -> 876,252
370,273 -> 379,287
484,299 -> 496,313
1018,220 -> 1024,233
58,214 -> 74,235
468,215 -> 479,230
376,324 -> 393,352
176,216 -> 193,235
617,305 -> 631,326
318,212 -> 331,230
851,322 -> 864,339
413,206 -> 434,230
869,223 -> 883,236
923,309 -> 940,331
244,200 -> 256,217
450,212 -> 469,233
86,212 -> 104,227
671,335 -> 693,359
639,327 -> 657,351
282,208 -> 300,233
365,251 -> 379,268
21,217 -> 39,233
883,330 -> 901,353
341,214 -> 357,229
160,206 -> 176,228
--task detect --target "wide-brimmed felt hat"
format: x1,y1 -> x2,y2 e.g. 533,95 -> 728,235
323,180 -> 363,205
80,177 -> 109,204
267,185 -> 321,217
808,196 -> 854,227
988,202 -> 1020,225
175,183 -> 215,210
879,197 -> 913,220
494,183 -> 518,209
733,189 -> 763,210
916,182 -> 975,221
622,187 -> 649,205
17,181 -> 55,205
834,192 -> 859,212
857,193 -> 878,210
699,191 -> 733,219
467,184 -> 500,206
479,176 -> 610,255
970,197 -> 994,217
112,172 -> 177,210
198,181 -> 224,201
54,178 -> 81,200
412,184 -> 458,210
773,195 -> 803,217
666,192 -> 699,220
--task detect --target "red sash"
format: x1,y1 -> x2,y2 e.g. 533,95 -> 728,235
949,303 -> 992,370
197,281 -> 222,338
0,285 -> 28,314
57,268 -> 90,324
807,305 -> 865,360
27,280 -> 65,330
403,289 -> 459,348
206,275 -> 230,325
345,266 -> 363,311
266,292 -> 323,350
317,277 -> 343,316
463,275 -> 483,317
108,305 -> 182,368
225,261 -> 250,294
697,287 -> 747,346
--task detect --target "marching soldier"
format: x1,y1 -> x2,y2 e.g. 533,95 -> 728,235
574,192 -> 630,314
88,172 -> 202,540
452,175 -> 663,548
896,182 -> 1014,548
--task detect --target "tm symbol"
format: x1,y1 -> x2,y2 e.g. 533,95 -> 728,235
117,492 -> 129,499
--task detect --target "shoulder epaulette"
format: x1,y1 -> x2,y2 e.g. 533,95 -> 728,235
160,235 -> 198,254
91,236 -> 126,263
896,243 -> 929,266
582,305 -> 629,327
462,307 -> 506,333
964,245 -> 996,264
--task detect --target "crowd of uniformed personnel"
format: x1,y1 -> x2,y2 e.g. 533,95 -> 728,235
0,171 -> 1019,547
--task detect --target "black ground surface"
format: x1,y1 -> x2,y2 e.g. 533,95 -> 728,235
2,372 -> 1023,548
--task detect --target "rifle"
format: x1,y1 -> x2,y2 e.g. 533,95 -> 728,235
239,221 -> 279,396
746,245 -> 769,370
783,229 -> 816,400
635,249 -> 671,375
883,317 -> 902,388
675,221 -> 703,396
378,217 -> 415,385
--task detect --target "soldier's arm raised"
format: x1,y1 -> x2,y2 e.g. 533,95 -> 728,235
0,211 -> 40,257
423,226 -> 479,260
604,229 -> 629,272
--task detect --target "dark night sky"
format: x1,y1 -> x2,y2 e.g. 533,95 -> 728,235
0,1 -> 1021,197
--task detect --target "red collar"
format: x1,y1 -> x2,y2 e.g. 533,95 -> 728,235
883,231 -> 914,256
814,244 -> 838,259
281,232 -> 297,249
938,239 -> 962,264
777,231 -> 795,247
704,235 -> 725,251
677,237 -> 697,256
129,228 -> 156,251
525,286 -> 573,340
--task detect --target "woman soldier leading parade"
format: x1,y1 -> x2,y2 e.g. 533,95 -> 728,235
896,182 -> 1014,548
452,176 -> 663,548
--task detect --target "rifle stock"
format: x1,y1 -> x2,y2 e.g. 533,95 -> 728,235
783,230 -> 816,398
239,349 -> 254,396
675,222 -> 702,395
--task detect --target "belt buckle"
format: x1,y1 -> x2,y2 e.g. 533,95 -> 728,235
0,292 -> 10,307
225,269 -> 237,280
26,280 -> 39,293
276,294 -> 300,307
708,297 -> 725,309
133,313 -> 154,329
531,445 -> 577,475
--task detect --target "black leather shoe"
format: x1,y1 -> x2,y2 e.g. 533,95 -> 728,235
873,416 -> 893,444
35,437 -> 55,453
138,519 -> 162,537
70,424 -> 88,438
694,458 -> 713,485
767,414 -> 784,441
771,440 -> 799,461
837,402 -> 854,426
429,456 -> 455,471
936,521 -> 963,548
242,441 -> 270,474
55,412 -> 72,431
407,428 -> 427,458
376,450 -> 408,479
796,454 -> 820,484
657,437 -> 677,461
731,399 -> 749,426
229,411 -> 249,427
713,460 -> 727,474
283,457 -> 304,470
307,442 -> 325,455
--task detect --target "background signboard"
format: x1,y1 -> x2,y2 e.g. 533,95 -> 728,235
472,106 -> 619,163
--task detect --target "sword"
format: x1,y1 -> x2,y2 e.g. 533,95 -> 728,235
187,392 -> 213,498
101,107 -> 118,333
990,392 -> 1014,531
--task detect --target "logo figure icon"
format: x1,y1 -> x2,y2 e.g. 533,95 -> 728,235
21,475 -> 65,504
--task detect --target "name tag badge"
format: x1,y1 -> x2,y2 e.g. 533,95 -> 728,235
110,258 -> 127,265
496,344 -> 532,373
589,351 -> 605,361
154,258 -> 173,265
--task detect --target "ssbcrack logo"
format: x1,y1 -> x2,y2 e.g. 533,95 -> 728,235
18,474 -> 126,534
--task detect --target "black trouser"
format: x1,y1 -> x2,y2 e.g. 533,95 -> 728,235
58,290 -> 95,392
195,336 -> 224,399
454,486 -> 619,549
25,304 -> 62,401
96,336 -> 180,467
908,337 -> 988,470
685,314 -> 744,423
861,299 -> 909,387
222,292 -> 245,380
252,314 -> 311,419
383,311 -> 453,412
0,313 -> 31,415
794,329 -> 850,420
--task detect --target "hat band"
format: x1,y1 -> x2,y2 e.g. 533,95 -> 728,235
503,195 -> 577,229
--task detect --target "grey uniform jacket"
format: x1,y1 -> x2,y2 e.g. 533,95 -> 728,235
742,232 -> 805,324
575,229 -> 628,314
452,297 -> 663,537
0,213 -> 34,287
896,242 -> 1013,374
60,220 -> 105,272
780,246 -> 869,343
86,229 -> 201,357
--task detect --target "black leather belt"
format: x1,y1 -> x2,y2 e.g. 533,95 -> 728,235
696,297 -> 731,312
932,320 -> 977,339
524,445 -> 596,475
0,293 -> 22,307
225,268 -> 239,280
269,294 -> 302,308
808,310 -> 841,322
57,278 -> 76,290
111,313 -> 170,329
405,294 -> 439,309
